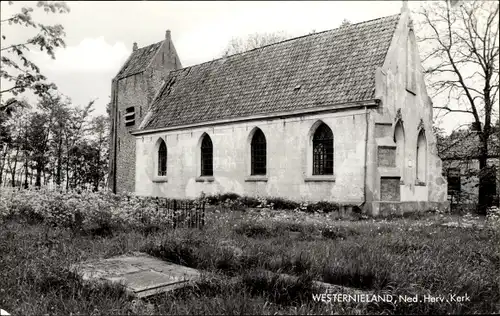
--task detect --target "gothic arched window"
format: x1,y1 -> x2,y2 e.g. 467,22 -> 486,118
201,134 -> 213,176
416,130 -> 427,183
394,121 -> 405,177
312,123 -> 334,175
158,139 -> 167,176
251,128 -> 267,175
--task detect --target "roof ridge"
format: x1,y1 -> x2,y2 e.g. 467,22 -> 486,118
142,13 -> 401,131
170,13 -> 401,74
136,39 -> 164,51
116,40 -> 164,79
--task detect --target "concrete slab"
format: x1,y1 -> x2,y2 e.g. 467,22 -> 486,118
1,309 -> 11,316
71,252 -> 201,298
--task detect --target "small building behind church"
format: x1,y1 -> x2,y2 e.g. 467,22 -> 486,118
439,131 -> 499,211
108,4 -> 449,216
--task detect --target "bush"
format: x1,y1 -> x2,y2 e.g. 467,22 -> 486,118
306,201 -> 340,213
486,206 -> 500,232
201,192 -> 354,214
204,193 -> 306,211
204,193 -> 241,205
219,193 -> 241,201
266,197 -> 300,210
0,188 -> 202,236
239,196 -> 260,208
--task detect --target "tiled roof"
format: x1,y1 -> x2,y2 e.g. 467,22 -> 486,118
143,14 -> 400,130
116,41 -> 163,79
439,131 -> 499,160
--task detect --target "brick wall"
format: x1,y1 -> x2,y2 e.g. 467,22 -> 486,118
114,74 -> 149,193
110,35 -> 182,194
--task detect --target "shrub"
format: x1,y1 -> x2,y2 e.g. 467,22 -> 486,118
306,201 -> 340,213
204,193 -> 241,205
219,192 -> 241,201
272,197 -> 301,210
239,196 -> 260,208
265,197 -> 300,210
202,193 -> 354,214
486,206 -> 500,232
0,188 -> 201,236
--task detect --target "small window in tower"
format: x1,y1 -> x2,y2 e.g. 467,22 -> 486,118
125,107 -> 135,127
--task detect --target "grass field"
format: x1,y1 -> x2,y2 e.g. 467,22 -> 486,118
1,201 -> 499,315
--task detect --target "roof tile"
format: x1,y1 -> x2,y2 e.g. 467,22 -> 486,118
116,41 -> 163,79
144,14 -> 400,130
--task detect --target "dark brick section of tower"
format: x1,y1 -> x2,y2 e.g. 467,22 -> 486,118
108,31 -> 182,194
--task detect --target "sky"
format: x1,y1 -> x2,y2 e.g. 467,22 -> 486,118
0,0 -> 484,133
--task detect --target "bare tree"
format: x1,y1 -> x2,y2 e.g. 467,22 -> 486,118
416,0 -> 499,213
222,31 -> 290,57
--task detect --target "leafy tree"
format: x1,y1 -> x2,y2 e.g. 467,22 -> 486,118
49,99 -> 70,185
3,106 -> 32,187
63,101 -> 94,189
417,0 -> 499,213
0,1 -> 70,112
88,115 -> 109,191
0,92 -> 111,191
25,111 -> 51,187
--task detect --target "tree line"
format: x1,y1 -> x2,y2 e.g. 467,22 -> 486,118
0,1 -> 109,191
0,95 -> 109,191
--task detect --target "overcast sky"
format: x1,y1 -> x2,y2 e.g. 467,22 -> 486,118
2,0 -> 473,133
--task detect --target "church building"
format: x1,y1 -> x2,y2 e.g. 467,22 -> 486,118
108,4 -> 449,216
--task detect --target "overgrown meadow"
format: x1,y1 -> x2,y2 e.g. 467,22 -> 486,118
1,188 -> 499,315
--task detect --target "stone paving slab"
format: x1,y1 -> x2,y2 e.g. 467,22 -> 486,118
71,252 -> 201,298
0,309 -> 11,316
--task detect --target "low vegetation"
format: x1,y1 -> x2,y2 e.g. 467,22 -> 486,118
1,189 -> 499,314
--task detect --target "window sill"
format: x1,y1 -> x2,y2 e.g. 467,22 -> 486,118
415,181 -> 426,186
152,176 -> 168,183
196,176 -> 215,183
304,175 -> 336,182
245,175 -> 268,182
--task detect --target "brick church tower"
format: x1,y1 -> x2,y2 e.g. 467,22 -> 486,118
108,30 -> 182,193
